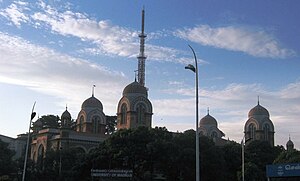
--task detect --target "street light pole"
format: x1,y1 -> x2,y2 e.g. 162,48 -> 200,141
59,146 -> 62,177
242,136 -> 245,181
185,45 -> 200,181
242,135 -> 252,181
22,102 -> 36,181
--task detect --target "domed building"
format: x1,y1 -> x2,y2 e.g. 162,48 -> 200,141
61,106 -> 72,128
75,93 -> 106,134
29,9 -> 152,163
286,136 -> 294,151
244,99 -> 275,146
199,108 -> 226,145
116,9 -> 153,130
116,80 -> 153,130
30,91 -> 109,162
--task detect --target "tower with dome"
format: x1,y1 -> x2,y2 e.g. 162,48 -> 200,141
244,99 -> 275,146
116,9 -> 153,130
75,89 -> 106,134
199,108 -> 226,146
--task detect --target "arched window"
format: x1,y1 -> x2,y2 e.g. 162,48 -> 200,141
79,116 -> 84,132
249,123 -> 256,139
38,145 -> 44,158
92,116 -> 100,133
263,124 -> 270,141
211,131 -> 218,139
137,104 -> 145,123
121,104 -> 127,124
37,144 -> 44,168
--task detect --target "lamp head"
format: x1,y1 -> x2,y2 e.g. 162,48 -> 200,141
185,64 -> 196,73
31,112 -> 36,120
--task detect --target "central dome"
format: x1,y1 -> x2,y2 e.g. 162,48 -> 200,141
123,81 -> 147,96
248,104 -> 269,118
81,96 -> 103,110
200,114 -> 218,127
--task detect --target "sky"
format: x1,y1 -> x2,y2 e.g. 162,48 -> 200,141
0,0 -> 299,149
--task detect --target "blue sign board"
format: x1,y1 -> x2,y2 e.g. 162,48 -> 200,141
266,163 -> 300,178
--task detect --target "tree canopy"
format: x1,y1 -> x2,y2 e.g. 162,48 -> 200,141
0,139 -> 16,178
6,126 -> 298,181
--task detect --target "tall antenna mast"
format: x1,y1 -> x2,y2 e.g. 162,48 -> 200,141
137,7 -> 147,86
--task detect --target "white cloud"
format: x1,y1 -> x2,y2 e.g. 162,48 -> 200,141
0,1 -> 207,65
168,81 -> 184,86
153,98 -> 194,117
279,81 -> 300,99
153,82 -> 300,148
175,25 -> 295,58
0,1 -> 30,27
0,32 -> 126,115
28,2 -> 192,64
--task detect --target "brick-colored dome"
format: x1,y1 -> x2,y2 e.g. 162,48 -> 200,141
248,103 -> 269,118
81,96 -> 103,110
200,114 -> 218,127
123,81 -> 147,96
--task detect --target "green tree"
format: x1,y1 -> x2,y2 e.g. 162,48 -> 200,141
27,147 -> 87,181
0,139 -> 16,178
74,128 -> 290,181
243,141 -> 282,181
34,115 -> 60,129
274,149 -> 300,163
200,136 -> 226,181
222,141 -> 242,181
105,115 -> 117,134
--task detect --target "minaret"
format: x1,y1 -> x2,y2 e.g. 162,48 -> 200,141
137,8 -> 147,87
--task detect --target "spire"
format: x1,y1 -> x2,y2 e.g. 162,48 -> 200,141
207,107 -> 210,115
66,104 -> 68,110
92,85 -> 96,97
137,8 -> 147,86
257,95 -> 260,105
134,70 -> 138,82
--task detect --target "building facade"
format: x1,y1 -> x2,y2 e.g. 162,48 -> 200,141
30,95 -> 108,162
0,134 -> 27,160
116,9 -> 153,130
199,109 -> 227,146
116,80 -> 153,130
244,100 -> 275,146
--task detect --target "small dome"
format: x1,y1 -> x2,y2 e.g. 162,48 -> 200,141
81,96 -> 103,110
61,109 -> 71,119
123,81 -> 147,96
286,136 -> 294,149
287,139 -> 294,147
248,103 -> 269,118
200,114 -> 218,127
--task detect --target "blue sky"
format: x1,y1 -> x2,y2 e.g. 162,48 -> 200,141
0,0 -> 299,149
